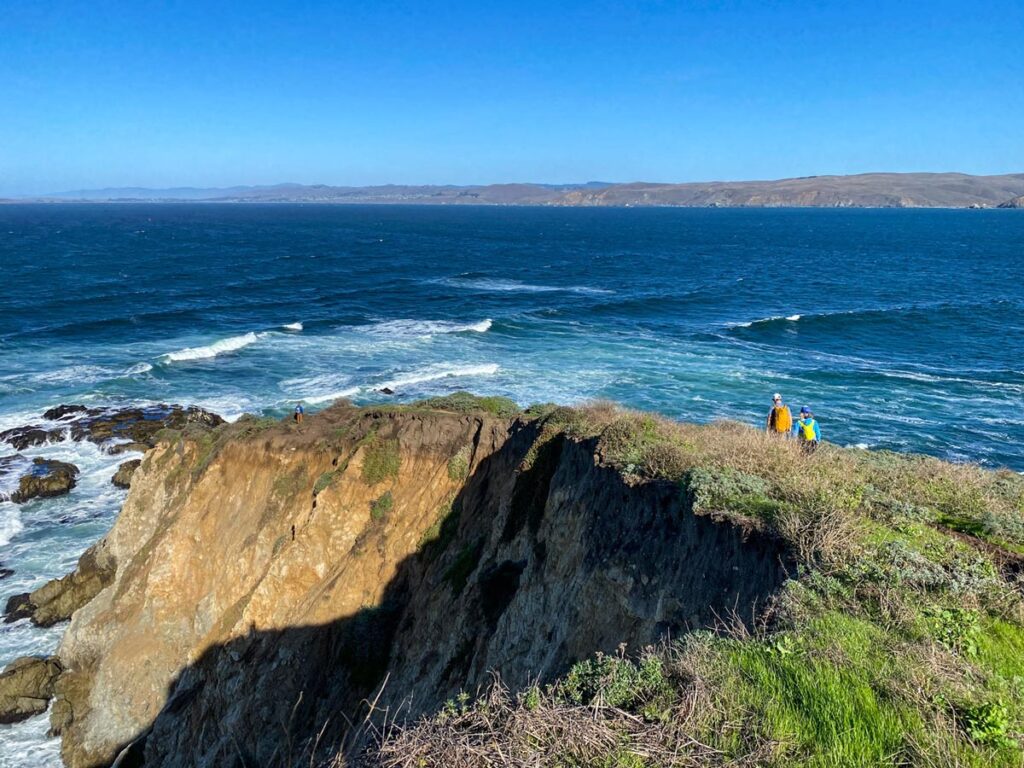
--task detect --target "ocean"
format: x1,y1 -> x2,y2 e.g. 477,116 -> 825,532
1,203 -> 1023,765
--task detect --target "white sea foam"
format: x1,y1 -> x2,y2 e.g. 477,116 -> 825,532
30,365 -> 117,385
439,277 -> 612,295
0,502 -> 24,546
381,363 -> 499,390
303,387 -> 362,404
124,362 -> 153,375
366,318 -> 492,338
162,332 -> 260,362
282,322 -> 304,331
731,314 -> 801,329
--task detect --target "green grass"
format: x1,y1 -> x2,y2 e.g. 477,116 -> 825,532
313,470 -> 337,495
362,438 -> 401,485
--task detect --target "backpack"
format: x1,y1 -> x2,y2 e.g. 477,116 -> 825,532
800,419 -> 817,441
772,405 -> 792,433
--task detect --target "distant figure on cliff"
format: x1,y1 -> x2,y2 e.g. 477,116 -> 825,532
294,403 -> 304,424
765,393 -> 792,436
794,407 -> 820,452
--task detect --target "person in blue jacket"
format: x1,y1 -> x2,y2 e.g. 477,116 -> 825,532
793,406 -> 820,452
294,402 -> 305,424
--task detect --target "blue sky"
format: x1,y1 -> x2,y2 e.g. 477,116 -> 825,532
1,1 -> 1022,194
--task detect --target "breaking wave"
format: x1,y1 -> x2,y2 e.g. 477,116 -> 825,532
162,332 -> 261,362
381,363 -> 500,389
365,319 -> 492,337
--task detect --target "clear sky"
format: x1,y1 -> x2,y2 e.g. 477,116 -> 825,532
1,0 -> 1022,194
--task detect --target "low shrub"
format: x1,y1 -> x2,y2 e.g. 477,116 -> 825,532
370,491 -> 393,521
362,438 -> 401,485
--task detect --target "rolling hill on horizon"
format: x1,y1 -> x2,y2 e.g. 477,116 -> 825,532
15,172 -> 1024,208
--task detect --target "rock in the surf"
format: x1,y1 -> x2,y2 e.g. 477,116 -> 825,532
0,656 -> 63,724
3,594 -> 34,624
1,404 -> 225,455
10,458 -> 79,504
1,546 -> 115,628
42,405 -> 90,421
111,459 -> 141,489
0,425 -> 66,451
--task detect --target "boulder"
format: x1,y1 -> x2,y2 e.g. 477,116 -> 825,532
10,458 -> 79,503
0,565 -> 13,580
111,460 -> 141,489
2,547 -> 114,627
0,425 -> 65,451
0,656 -> 62,724
43,405 -> 91,421
3,593 -> 33,623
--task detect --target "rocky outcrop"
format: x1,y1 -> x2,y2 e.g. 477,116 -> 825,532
0,425 -> 66,451
3,546 -> 115,627
0,404 -> 224,455
0,656 -> 62,724
998,195 -> 1024,209
111,459 -> 142,489
50,404 -> 793,768
7,457 -> 79,503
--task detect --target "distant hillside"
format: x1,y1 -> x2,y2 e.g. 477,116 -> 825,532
25,172 -> 1024,208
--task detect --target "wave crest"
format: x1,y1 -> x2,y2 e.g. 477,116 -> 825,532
163,332 -> 260,362
381,363 -> 499,389
366,319 -> 492,337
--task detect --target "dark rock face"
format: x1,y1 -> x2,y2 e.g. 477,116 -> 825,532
997,195 -> 1024,209
0,566 -> 13,580
111,459 -> 142,489
0,656 -> 63,724
3,593 -> 33,624
0,425 -> 65,451
2,547 -> 114,627
9,458 -> 79,503
42,405 -> 90,421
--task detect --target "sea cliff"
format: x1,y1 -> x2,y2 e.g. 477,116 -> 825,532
5,395 -> 1024,766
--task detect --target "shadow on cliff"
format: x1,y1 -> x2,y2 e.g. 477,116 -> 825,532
97,422 -> 795,768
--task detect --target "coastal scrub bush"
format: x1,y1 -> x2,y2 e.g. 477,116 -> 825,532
448,445 -> 471,482
925,607 -> 981,657
362,438 -> 400,485
420,392 -> 521,419
370,491 -> 393,521
313,470 -> 337,495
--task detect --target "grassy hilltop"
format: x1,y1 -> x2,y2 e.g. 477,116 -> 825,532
369,395 -> 1024,768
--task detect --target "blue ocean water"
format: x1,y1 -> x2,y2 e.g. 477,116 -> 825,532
1,203 -> 1023,764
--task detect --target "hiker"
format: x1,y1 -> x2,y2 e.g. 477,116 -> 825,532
793,407 -> 820,452
765,393 -> 792,436
294,402 -> 304,424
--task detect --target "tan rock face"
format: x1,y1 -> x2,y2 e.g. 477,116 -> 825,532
0,656 -> 62,724
53,405 -> 793,768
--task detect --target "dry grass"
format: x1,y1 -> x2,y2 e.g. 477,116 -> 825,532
370,675 -> 722,768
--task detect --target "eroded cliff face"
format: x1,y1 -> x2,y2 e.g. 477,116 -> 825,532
52,404 -> 792,768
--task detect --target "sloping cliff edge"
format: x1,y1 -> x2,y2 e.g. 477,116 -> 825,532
44,400 -> 792,767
